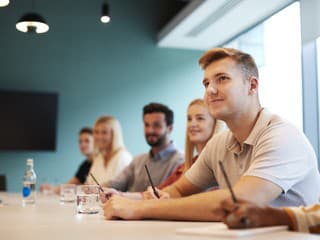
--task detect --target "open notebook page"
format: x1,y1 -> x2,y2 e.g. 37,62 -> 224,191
176,223 -> 288,238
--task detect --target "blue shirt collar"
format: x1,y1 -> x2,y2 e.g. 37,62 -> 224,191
149,141 -> 177,161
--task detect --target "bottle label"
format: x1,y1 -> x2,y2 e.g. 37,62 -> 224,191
23,186 -> 31,197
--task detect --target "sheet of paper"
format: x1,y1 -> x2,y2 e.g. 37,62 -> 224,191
176,223 -> 287,238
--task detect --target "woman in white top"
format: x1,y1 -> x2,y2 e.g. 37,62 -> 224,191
86,115 -> 132,185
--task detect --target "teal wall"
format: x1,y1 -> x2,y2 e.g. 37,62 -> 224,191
0,0 -> 204,191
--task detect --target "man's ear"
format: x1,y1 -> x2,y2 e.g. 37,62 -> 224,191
167,125 -> 173,133
248,77 -> 258,95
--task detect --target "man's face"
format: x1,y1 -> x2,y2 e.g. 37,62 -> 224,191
143,112 -> 171,147
78,133 -> 94,156
202,58 -> 251,121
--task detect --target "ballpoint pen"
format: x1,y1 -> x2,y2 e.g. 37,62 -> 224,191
144,165 -> 160,199
89,173 -> 110,200
218,161 -> 237,203
218,160 -> 250,227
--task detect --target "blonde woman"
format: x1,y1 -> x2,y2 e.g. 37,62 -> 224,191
86,116 -> 132,185
156,99 -> 224,189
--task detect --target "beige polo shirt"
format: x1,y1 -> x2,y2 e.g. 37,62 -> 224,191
185,109 -> 320,207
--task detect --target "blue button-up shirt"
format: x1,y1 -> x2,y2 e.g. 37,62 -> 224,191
107,142 -> 184,192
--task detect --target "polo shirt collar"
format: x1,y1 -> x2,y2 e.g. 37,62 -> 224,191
227,108 -> 272,154
244,108 -> 272,145
149,141 -> 176,161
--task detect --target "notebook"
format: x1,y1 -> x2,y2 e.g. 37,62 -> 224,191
176,223 -> 287,238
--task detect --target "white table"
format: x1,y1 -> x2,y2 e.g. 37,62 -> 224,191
0,192 -> 319,240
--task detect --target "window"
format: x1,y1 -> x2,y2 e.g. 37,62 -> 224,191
317,37 -> 320,138
224,2 -> 302,129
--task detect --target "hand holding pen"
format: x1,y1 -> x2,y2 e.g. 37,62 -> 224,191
89,173 -> 112,201
143,186 -> 170,200
144,165 -> 160,199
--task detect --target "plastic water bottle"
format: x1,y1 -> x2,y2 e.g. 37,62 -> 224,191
22,158 -> 37,205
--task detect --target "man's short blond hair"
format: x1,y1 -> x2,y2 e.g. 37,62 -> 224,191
199,48 -> 259,79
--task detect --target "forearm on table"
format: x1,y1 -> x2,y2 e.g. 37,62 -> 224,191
162,176 -> 202,198
162,185 -> 183,198
270,208 -> 294,230
249,206 -> 294,229
286,205 -> 320,233
121,192 -> 143,200
138,189 -> 229,221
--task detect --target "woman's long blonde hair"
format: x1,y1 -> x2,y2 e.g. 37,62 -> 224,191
94,115 -> 126,158
184,99 -> 225,170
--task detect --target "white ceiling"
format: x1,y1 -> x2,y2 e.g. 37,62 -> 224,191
158,0 -> 296,50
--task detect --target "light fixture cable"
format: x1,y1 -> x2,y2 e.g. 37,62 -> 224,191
100,1 -> 111,24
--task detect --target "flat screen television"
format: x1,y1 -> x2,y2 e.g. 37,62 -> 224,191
0,89 -> 58,151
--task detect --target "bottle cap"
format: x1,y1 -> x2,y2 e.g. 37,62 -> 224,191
27,158 -> 34,165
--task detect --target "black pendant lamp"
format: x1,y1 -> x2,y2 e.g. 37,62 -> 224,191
100,2 -> 111,23
0,0 -> 10,7
16,1 -> 49,34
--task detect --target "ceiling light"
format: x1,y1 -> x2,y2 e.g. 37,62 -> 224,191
100,2 -> 111,23
0,0 -> 9,7
16,12 -> 49,34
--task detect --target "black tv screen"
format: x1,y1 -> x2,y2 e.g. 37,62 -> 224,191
0,90 -> 58,151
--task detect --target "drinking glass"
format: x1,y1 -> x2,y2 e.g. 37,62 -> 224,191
76,185 -> 100,214
60,184 -> 76,203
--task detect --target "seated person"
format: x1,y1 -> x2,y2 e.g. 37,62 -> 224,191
144,99 -> 225,199
221,198 -> 320,234
102,103 -> 184,193
86,115 -> 132,185
102,48 -> 320,221
40,127 -> 94,194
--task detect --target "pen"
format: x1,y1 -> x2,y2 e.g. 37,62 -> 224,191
218,161 -> 251,227
89,173 -> 110,200
144,165 -> 160,199
218,160 -> 237,203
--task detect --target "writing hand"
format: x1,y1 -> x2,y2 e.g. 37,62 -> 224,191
142,186 -> 170,200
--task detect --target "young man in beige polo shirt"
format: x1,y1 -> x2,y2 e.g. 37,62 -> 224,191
103,48 -> 320,221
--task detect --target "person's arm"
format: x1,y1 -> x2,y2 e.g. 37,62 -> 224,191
233,175 -> 282,204
161,175 -> 202,197
66,177 -> 81,185
100,187 -> 144,203
142,174 -> 202,199
221,198 -> 293,229
144,147 -> 213,199
284,205 -> 320,233
104,190 -> 229,221
75,160 -> 92,184
223,199 -> 320,233
145,172 -> 281,202
104,175 -> 282,221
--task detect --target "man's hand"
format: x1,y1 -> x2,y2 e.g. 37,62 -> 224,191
142,186 -> 170,199
103,195 -> 143,220
100,187 -> 120,203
